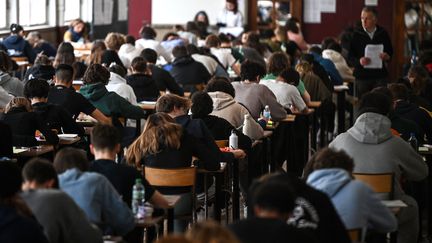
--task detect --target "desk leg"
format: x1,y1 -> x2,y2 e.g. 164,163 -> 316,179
337,91 -> 346,134
213,173 -> 222,221
231,160 -> 240,220
167,208 -> 174,233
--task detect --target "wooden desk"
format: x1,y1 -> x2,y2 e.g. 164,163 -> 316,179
135,216 -> 164,228
72,80 -> 84,91
13,145 -> 54,157
138,102 -> 156,111
37,135 -> 81,145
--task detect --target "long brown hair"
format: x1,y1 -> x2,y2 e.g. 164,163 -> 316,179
87,40 -> 106,65
125,112 -> 183,167
4,97 -> 32,113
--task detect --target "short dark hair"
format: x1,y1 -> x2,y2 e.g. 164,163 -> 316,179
278,68 -> 300,86
205,76 -> 236,98
321,37 -> 337,50
10,23 -> 23,34
191,91 -> 213,119
205,34 -> 221,48
55,64 -> 74,82
91,124 -> 120,151
309,46 -> 323,56
125,35 -> 136,45
140,48 -> 158,64
327,42 -> 342,53
172,45 -> 188,59
82,63 -> 110,85
186,44 -> 199,55
22,158 -> 58,188
108,64 -> 127,77
24,78 -> 50,98
358,91 -> 392,116
300,53 -> 314,64
0,161 -> 22,199
251,179 -> 296,215
362,6 -> 378,18
140,26 -> 157,39
156,94 -> 191,113
240,60 -> 266,81
268,52 -> 290,75
53,147 -> 89,174
303,148 -> 355,178
388,83 -> 409,101
131,56 -> 147,72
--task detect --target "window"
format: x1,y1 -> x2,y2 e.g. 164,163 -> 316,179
0,0 -> 6,28
64,0 -> 81,22
18,0 -> 47,26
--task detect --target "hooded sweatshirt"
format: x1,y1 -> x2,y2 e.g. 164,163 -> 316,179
307,169 -> 397,232
0,205 -> 49,243
329,112 -> 428,198
209,91 -> 264,140
0,71 -> 23,96
126,73 -> 160,102
79,82 -> 145,120
2,35 -> 36,63
106,72 -> 137,105
118,43 -> 143,69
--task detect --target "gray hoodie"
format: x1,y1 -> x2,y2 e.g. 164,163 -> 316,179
0,71 -> 23,97
329,112 -> 428,198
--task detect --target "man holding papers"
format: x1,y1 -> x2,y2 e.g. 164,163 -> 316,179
348,6 -> 393,98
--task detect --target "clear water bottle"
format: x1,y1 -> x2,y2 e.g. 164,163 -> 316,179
263,105 -> 271,122
132,178 -> 145,219
408,132 -> 418,151
229,130 -> 238,149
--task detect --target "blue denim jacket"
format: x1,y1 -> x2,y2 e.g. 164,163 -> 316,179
58,168 -> 134,236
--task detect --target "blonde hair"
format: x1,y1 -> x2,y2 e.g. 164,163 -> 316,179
4,97 -> 32,113
186,220 -> 240,243
295,62 -> 312,79
104,32 -> 125,51
125,112 -> 183,167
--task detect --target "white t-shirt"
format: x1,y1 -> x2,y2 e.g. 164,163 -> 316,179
135,38 -> 172,63
210,47 -> 236,69
216,9 -> 243,27
191,54 -> 218,75
260,79 -> 307,111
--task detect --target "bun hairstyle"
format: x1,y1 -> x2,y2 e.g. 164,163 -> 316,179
10,24 -> 23,34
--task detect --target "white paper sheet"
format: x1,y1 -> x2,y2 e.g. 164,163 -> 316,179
118,0 -> 128,21
365,0 -> 378,6
303,0 -> 321,23
320,0 -> 336,13
364,44 -> 384,69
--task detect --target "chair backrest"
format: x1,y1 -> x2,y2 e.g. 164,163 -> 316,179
215,140 -> 228,148
347,228 -> 362,242
353,172 -> 394,199
143,166 -> 196,187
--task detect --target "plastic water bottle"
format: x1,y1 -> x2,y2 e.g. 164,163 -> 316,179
132,178 -> 145,219
243,114 -> 252,136
408,132 -> 418,151
229,130 -> 238,149
263,105 -> 271,122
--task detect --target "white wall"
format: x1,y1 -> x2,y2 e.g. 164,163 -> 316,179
151,0 -> 247,25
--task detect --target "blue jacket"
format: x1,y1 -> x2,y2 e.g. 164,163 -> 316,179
2,35 -> 36,63
307,169 -> 397,232
310,52 -> 343,85
58,168 -> 135,236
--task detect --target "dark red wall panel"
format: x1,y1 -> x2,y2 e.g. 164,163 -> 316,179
128,0 -> 152,38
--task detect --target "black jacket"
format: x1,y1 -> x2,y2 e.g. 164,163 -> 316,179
169,56 -> 210,92
0,121 -> 13,158
24,65 -> 55,83
348,25 -> 393,80
394,100 -> 432,143
48,85 -> 96,119
126,73 -> 160,102
0,107 -> 59,147
150,65 -> 184,96
32,102 -> 84,136
101,50 -> 124,67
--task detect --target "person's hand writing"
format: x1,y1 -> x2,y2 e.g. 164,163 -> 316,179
379,52 -> 390,61
231,149 -> 246,159
360,57 -> 371,66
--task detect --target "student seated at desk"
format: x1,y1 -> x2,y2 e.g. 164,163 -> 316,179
0,51 -> 23,96
126,57 -> 160,102
2,24 -> 36,63
107,64 -> 137,105
205,76 -> 264,140
125,112 -> 225,232
23,54 -> 55,83
304,148 -> 397,237
54,147 -> 135,237
233,60 -> 287,121
48,64 -> 111,124
21,158 -> 103,243
63,18 -> 90,46
24,78 -> 84,136
0,97 -> 58,147
0,161 -> 49,243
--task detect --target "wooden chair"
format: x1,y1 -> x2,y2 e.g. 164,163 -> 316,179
353,173 -> 394,200
347,228 -> 362,242
215,140 -> 228,148
143,166 -> 197,225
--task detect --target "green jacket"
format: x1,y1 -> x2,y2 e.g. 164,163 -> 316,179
80,83 -> 145,119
